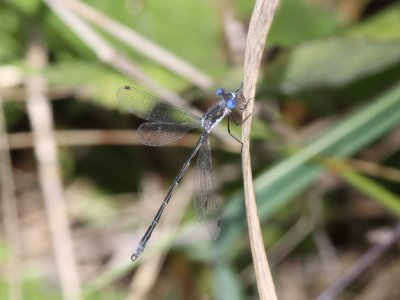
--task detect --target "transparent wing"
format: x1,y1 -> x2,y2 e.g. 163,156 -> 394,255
193,137 -> 221,240
138,122 -> 198,146
117,86 -> 201,126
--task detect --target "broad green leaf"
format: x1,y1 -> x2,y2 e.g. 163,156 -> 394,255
347,3 -> 400,40
45,61 -> 128,107
5,0 -> 42,16
86,0 -> 225,76
277,38 -> 400,93
45,61 -> 190,108
266,3 -> 400,94
267,0 -> 342,47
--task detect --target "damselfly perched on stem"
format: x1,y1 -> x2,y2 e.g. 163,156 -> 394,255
117,86 -> 248,261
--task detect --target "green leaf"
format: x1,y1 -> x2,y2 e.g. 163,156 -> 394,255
273,38 -> 400,93
45,60 -> 191,108
6,0 -> 42,16
267,3 -> 400,94
347,3 -> 400,40
267,0 -> 342,47
86,0 -> 225,76
45,61 -> 128,107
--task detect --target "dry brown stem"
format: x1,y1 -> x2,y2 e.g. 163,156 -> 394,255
241,0 -> 280,299
26,37 -> 82,300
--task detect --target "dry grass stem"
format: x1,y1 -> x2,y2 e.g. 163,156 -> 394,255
26,38 -> 82,300
241,0 -> 280,299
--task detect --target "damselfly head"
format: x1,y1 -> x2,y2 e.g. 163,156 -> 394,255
216,88 -> 237,109
226,93 -> 237,109
215,88 -> 225,97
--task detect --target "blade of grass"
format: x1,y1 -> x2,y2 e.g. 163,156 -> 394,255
326,160 -> 400,216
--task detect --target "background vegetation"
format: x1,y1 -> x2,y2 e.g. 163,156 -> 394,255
0,0 -> 399,299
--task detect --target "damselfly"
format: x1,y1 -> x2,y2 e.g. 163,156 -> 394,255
117,86 -> 247,261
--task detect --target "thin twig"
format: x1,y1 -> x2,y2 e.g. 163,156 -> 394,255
25,37 -> 82,300
241,0 -> 280,299
57,0 -> 213,89
0,97 -> 22,300
314,223 -> 400,300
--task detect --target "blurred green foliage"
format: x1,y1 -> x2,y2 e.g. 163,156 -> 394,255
267,0 -> 343,47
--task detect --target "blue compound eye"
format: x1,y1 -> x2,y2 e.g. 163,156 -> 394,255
215,88 -> 225,97
226,96 -> 236,109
